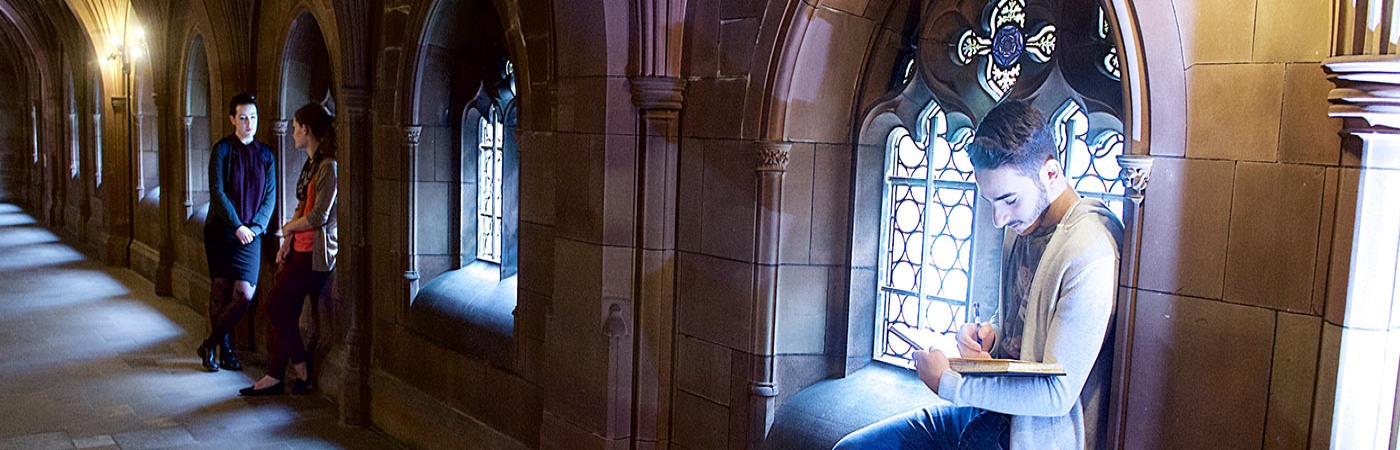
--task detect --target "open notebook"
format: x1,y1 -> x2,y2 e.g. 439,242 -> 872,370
888,325 -> 1064,377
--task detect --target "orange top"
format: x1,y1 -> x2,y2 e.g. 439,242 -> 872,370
292,178 -> 316,253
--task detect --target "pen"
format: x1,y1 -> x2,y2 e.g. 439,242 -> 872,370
973,303 -> 983,348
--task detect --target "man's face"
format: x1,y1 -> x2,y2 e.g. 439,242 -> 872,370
230,103 -> 258,141
975,164 -> 1051,235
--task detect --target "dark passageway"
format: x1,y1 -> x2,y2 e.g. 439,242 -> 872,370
0,203 -> 399,449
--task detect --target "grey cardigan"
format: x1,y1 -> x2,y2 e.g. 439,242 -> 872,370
937,198 -> 1124,450
292,157 -> 338,272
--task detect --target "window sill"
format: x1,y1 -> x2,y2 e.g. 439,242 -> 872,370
407,261 -> 517,368
765,363 -> 942,449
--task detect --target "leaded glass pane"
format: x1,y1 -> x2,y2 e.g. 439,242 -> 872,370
476,106 -> 505,264
1053,100 -> 1128,217
877,101 -> 979,367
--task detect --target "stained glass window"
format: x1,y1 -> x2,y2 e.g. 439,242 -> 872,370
954,0 -> 1057,101
1098,8 -> 1121,81
877,101 -> 979,368
477,106 -> 504,264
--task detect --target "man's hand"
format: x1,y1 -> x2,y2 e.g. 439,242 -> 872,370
955,323 -> 995,359
235,226 -> 255,245
912,349 -> 951,394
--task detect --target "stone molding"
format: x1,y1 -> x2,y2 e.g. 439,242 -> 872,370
402,125 -> 423,145
1116,154 -> 1153,206
629,76 -> 686,110
1325,55 -> 1400,133
754,141 -> 792,172
273,119 -> 288,136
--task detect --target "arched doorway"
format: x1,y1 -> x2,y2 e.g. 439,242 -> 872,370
278,12 -> 334,227
183,35 -> 211,219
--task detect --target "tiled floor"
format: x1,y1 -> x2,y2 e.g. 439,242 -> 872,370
0,204 -> 402,450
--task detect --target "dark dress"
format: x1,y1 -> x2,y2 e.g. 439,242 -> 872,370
204,136 -> 276,285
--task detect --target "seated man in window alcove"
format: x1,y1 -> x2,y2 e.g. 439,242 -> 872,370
835,101 -> 1123,450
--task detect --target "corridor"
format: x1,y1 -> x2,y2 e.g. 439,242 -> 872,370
0,204 -> 399,450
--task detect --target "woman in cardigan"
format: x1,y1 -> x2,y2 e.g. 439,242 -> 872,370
240,103 -> 338,396
199,93 -> 275,373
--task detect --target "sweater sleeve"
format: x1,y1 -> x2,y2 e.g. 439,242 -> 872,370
937,254 -> 1117,417
305,159 -> 337,228
207,141 -> 243,234
245,148 -> 277,235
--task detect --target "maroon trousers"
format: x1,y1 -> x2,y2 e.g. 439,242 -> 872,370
264,250 -> 330,381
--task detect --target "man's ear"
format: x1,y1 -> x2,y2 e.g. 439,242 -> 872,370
1039,157 -> 1062,186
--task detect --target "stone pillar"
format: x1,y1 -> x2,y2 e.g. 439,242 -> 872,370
340,87 -> 373,425
400,125 -> 423,317
1321,55 -> 1400,448
746,141 -> 790,448
102,98 -> 130,267
627,75 -> 685,449
271,119 -> 289,237
1106,154 -> 1153,448
182,116 -> 195,219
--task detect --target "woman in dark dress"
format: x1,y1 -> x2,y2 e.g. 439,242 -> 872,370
240,103 -> 338,396
198,93 -> 276,372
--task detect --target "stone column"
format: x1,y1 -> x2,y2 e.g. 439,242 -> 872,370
182,116 -> 195,219
627,75 -> 685,449
745,141 -> 790,447
340,87 -> 373,425
400,125 -> 423,318
1320,55 -> 1400,448
1106,154 -> 1152,448
271,119 -> 289,237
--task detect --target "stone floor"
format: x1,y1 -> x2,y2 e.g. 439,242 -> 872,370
0,204 -> 402,450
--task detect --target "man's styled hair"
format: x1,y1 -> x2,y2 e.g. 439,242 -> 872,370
228,93 -> 257,117
967,100 -> 1058,176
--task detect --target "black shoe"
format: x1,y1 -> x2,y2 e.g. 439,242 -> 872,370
218,345 -> 242,371
196,343 -> 219,372
291,378 -> 312,394
239,381 -> 285,397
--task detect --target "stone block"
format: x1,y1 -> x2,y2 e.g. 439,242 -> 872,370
601,134 -> 637,248
719,18 -> 761,76
1172,0 -> 1257,65
1264,312 -> 1321,450
678,252 -> 754,350
552,133 -> 605,244
776,265 -> 830,355
1224,162 -> 1325,312
677,334 -> 732,406
701,139 -> 756,262
779,143 -> 815,264
1186,63 -> 1284,162
1278,64 -> 1341,165
1254,0 -> 1332,63
811,143 -> 853,265
1138,157 -> 1234,299
671,391 -> 728,450
1124,291 -> 1273,449
783,9 -> 875,144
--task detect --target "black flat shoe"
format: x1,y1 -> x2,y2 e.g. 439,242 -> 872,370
238,381 -> 285,397
218,347 -> 242,371
291,378 -> 312,394
196,343 -> 219,372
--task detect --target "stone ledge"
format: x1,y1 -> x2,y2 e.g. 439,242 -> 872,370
764,363 -> 940,449
407,261 -> 517,368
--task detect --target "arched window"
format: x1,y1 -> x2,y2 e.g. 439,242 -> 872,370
66,69 -> 78,179
871,0 -> 1127,369
460,60 -> 516,268
183,36 -> 212,216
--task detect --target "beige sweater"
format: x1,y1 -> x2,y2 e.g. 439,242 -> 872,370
292,157 -> 338,272
937,198 -> 1123,450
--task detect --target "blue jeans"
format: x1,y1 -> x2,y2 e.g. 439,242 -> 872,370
832,404 -> 1010,450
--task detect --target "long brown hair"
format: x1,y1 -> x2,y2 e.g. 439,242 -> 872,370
294,103 -> 337,159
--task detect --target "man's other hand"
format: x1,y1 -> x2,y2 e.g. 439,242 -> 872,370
912,349 -> 951,394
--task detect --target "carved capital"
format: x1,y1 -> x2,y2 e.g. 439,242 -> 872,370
629,76 -> 686,110
1116,154 -> 1154,206
182,116 -> 193,129
603,302 -> 630,338
1325,55 -> 1400,134
402,126 -> 423,145
753,141 -> 793,172
273,119 -> 289,136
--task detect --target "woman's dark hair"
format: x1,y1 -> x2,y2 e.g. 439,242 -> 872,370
228,93 -> 257,116
967,100 -> 1057,176
294,103 -> 337,159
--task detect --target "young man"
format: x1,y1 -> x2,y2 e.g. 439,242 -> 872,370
835,101 -> 1123,449
198,93 -> 276,372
